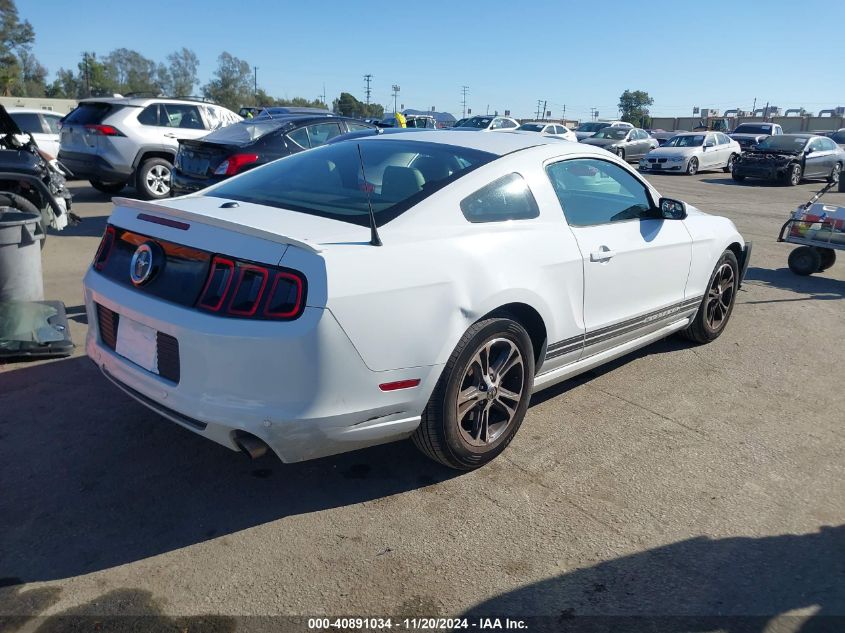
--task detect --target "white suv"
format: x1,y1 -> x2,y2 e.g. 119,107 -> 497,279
58,97 -> 241,199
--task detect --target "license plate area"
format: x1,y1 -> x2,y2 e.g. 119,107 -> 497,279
183,157 -> 210,176
115,315 -> 159,374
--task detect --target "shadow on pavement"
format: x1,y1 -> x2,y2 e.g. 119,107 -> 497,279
464,526 -> 845,632
743,266 -> 845,302
48,214 -> 108,239
0,356 -> 459,585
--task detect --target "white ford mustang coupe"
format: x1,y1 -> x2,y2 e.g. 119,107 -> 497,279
84,131 -> 750,470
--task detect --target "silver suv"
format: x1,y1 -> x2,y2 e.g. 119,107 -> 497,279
58,97 -> 241,199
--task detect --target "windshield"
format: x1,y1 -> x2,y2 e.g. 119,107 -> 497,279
576,122 -> 609,133
734,124 -> 772,134
593,128 -> 628,140
517,124 -> 545,132
664,135 -> 705,147
457,117 -> 493,129
755,136 -> 810,151
207,140 -> 495,226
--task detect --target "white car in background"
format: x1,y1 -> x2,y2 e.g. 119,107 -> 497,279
7,107 -> 64,157
640,132 -> 741,175
452,115 -> 520,132
84,132 -> 750,470
516,121 -> 577,142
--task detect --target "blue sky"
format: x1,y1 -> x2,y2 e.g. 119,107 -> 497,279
22,0 -> 845,120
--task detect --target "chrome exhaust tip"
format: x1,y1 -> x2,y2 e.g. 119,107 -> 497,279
235,434 -> 269,460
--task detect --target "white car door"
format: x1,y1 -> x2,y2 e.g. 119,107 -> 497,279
546,157 -> 693,356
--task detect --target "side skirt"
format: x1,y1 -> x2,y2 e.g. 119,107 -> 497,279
532,317 -> 692,393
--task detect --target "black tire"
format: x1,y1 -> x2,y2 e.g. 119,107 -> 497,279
135,158 -> 173,200
828,162 -> 842,184
785,163 -> 802,186
686,157 -> 699,175
787,246 -> 821,276
0,191 -> 46,250
732,172 -> 746,181
680,250 -> 739,344
723,153 -> 738,173
89,179 -> 126,194
616,148 -> 625,161
817,248 -> 836,271
412,317 -> 535,470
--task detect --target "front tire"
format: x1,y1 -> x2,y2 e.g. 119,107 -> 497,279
412,317 -> 534,470
136,158 -> 173,200
680,250 -> 739,344
785,163 -> 802,186
686,157 -> 699,175
828,162 -> 842,184
723,153 -> 738,173
616,148 -> 625,160
788,246 -> 821,276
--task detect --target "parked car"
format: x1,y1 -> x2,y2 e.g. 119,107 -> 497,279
516,121 -> 577,142
171,115 -> 376,195
729,122 -> 783,151
639,132 -> 741,175
254,106 -> 332,119
649,129 -> 687,146
732,134 -> 844,185
7,108 -> 64,157
84,131 -> 749,470
580,127 -> 657,161
829,128 -> 845,149
452,115 -> 520,132
405,115 -> 437,129
573,121 -> 631,141
58,97 -> 241,199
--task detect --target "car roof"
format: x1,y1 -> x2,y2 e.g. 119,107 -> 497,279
355,129 -> 607,157
7,107 -> 64,115
519,121 -> 555,126
77,96 -> 234,111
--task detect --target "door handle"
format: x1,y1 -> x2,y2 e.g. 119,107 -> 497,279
164,133 -> 177,138
590,247 -> 616,261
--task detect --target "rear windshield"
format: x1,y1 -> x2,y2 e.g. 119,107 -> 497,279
518,124 -> 544,132
734,124 -> 772,134
201,119 -> 289,144
458,117 -> 493,129
9,112 -> 43,134
576,122 -> 610,132
207,139 -> 495,227
62,103 -> 117,125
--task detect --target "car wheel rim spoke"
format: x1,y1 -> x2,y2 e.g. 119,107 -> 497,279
146,166 -> 171,195
706,263 -> 735,329
457,337 -> 524,447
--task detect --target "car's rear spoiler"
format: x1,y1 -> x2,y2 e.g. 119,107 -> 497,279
111,197 -> 323,253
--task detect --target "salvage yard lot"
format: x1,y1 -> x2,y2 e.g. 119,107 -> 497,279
1,173 -> 843,624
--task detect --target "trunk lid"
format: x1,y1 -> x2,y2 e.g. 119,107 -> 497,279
176,139 -> 238,179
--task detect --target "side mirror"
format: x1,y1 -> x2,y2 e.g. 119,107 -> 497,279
659,198 -> 687,220
805,147 -> 814,154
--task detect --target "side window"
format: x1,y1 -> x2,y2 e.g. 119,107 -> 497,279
10,112 -> 45,133
808,139 -> 824,152
43,114 -> 62,134
490,119 -> 504,130
820,138 -> 837,151
460,173 -> 540,223
346,121 -> 373,132
306,122 -> 342,147
501,119 -> 517,129
137,104 -> 159,126
158,104 -> 204,129
546,158 -> 655,227
287,126 -> 310,149
555,126 -> 566,135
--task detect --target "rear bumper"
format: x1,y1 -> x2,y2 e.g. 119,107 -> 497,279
58,150 -> 132,182
171,170 -> 227,195
83,269 -> 439,463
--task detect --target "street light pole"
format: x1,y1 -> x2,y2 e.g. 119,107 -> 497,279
392,84 -> 400,114
253,66 -> 258,105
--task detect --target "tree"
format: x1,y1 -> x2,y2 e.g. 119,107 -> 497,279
0,0 -> 36,95
618,89 -> 654,127
46,68 -> 79,99
104,48 -> 158,94
77,51 -> 116,97
158,48 -> 199,97
333,92 -> 383,118
16,49 -> 46,96
202,52 -> 252,110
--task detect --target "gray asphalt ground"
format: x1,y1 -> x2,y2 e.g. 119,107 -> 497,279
1,170 -> 843,631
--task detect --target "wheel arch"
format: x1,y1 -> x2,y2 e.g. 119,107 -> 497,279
482,302 -> 548,367
132,148 -> 176,171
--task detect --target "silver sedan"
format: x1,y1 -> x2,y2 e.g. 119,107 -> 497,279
639,132 -> 741,176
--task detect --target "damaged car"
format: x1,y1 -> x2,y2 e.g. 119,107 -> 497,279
0,105 -> 75,249
732,134 -> 844,186
729,122 -> 783,151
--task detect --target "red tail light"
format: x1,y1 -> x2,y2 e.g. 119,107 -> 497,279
84,124 -> 125,137
214,153 -> 259,176
197,256 -> 306,320
93,225 -> 116,270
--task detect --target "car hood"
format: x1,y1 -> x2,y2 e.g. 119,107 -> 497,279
0,105 -> 23,136
581,137 -> 618,147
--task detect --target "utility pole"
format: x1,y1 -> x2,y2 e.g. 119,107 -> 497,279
536,100 -> 542,119
542,100 -> 547,121
764,101 -> 770,119
461,85 -> 469,118
253,66 -> 258,105
752,97 -> 757,116
321,83 -> 326,106
562,104 -> 566,121
363,74 -> 373,105
391,84 -> 400,114
83,52 -> 91,97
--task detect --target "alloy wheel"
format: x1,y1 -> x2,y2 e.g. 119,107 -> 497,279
706,263 -> 736,330
455,338 -> 525,447
831,163 -> 841,184
145,164 -> 171,196
789,165 -> 802,186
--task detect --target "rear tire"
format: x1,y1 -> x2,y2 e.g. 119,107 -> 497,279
817,248 -> 836,271
616,148 -> 625,161
0,191 -> 46,250
785,163 -> 802,186
788,246 -> 821,276
686,157 -> 699,175
412,317 -> 534,470
136,158 -> 173,200
89,179 -> 126,194
723,153 -> 738,173
680,250 -> 738,344
829,162 -> 842,184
